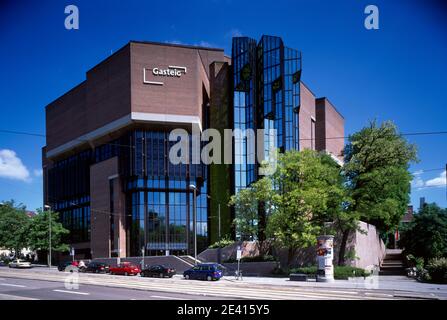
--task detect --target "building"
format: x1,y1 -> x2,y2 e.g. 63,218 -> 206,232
42,36 -> 344,260
229,35 -> 344,239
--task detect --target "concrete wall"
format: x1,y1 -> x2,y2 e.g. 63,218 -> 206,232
346,221 -> 386,270
198,241 -> 259,263
201,222 -> 385,272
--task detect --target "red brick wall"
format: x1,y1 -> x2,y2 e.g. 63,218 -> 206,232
90,157 -> 119,258
316,98 -> 344,162
299,82 -> 316,150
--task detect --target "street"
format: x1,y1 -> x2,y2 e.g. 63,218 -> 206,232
1,267 -> 444,300
0,276 -> 227,300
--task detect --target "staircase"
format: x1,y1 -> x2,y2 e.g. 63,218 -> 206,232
379,249 -> 405,276
178,255 -> 201,266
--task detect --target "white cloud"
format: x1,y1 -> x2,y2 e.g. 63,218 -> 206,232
425,170 -> 446,188
33,169 -> 43,177
412,170 -> 446,190
0,149 -> 31,182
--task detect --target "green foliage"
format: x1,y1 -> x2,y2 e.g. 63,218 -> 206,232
399,203 -> 447,261
406,254 -> 424,269
229,177 -> 273,240
229,149 -> 348,265
0,200 -> 31,256
28,208 -> 70,253
344,248 -> 359,261
425,257 -> 447,284
267,150 -> 348,265
289,265 -> 370,279
208,236 -> 235,249
343,120 -> 417,232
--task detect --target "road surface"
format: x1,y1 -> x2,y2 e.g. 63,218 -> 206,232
0,267 -> 441,300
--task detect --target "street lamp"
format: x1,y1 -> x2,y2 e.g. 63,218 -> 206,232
189,184 -> 198,265
44,204 -> 52,269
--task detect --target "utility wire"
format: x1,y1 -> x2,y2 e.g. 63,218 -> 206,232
2,128 -> 447,145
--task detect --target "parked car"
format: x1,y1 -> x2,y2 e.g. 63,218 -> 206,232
8,259 -> 32,269
109,262 -> 141,276
141,265 -> 176,278
183,263 -> 223,281
80,261 -> 110,274
57,260 -> 79,272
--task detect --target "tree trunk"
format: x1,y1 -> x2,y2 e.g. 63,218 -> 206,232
338,230 -> 350,266
287,247 -> 296,267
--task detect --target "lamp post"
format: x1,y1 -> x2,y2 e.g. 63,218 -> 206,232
141,246 -> 145,271
188,184 -> 198,265
44,204 -> 52,269
206,195 -> 223,264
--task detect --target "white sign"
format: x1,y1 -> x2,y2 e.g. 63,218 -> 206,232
236,249 -> 242,261
143,65 -> 187,86
70,247 -> 75,256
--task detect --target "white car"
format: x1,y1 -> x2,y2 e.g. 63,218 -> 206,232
8,259 -> 32,268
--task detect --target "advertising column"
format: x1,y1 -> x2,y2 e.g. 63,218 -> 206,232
316,235 -> 335,282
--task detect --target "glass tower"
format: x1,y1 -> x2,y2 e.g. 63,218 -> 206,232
232,35 -> 302,239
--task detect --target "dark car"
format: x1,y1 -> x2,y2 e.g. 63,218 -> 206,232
141,265 -> 176,278
183,263 -> 223,281
81,261 -> 110,274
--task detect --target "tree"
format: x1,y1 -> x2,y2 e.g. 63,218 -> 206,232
266,149 -> 348,266
0,200 -> 31,258
229,177 -> 273,242
399,203 -> 447,261
28,208 -> 70,255
340,120 -> 417,265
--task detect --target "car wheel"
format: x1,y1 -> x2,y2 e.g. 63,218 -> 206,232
159,273 -> 163,278
185,274 -> 190,280
207,275 -> 212,281
124,272 -> 128,276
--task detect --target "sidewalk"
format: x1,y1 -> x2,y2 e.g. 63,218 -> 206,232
221,275 -> 447,299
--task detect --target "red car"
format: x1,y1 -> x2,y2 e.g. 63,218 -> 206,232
109,262 -> 141,276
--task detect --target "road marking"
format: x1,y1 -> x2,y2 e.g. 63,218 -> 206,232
151,295 -> 186,300
324,290 -> 359,295
53,289 -> 90,295
0,283 -> 26,288
0,293 -> 38,300
365,292 -> 393,297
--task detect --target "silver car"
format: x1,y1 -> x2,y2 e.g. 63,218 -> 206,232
9,259 -> 32,268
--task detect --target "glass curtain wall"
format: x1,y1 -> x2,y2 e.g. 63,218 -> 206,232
123,130 -> 208,257
232,35 -> 302,240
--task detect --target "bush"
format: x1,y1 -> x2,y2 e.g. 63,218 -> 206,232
289,265 -> 370,279
399,203 -> 447,261
426,258 -> 447,284
208,237 -> 235,249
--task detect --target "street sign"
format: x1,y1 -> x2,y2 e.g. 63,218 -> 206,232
70,247 -> 75,256
236,247 -> 242,260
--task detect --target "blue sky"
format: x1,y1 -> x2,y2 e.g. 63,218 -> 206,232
0,0 -> 446,211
